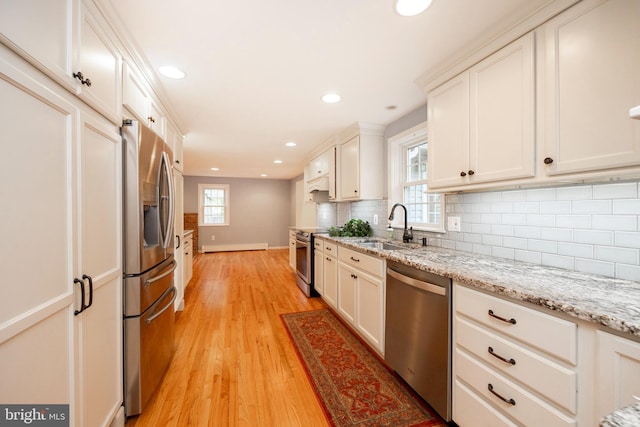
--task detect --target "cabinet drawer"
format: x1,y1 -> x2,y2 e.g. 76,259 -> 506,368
338,247 -> 384,277
455,285 -> 576,364
313,239 -> 323,250
323,242 -> 338,257
456,349 -> 576,426
454,380 -> 517,427
456,317 -> 576,413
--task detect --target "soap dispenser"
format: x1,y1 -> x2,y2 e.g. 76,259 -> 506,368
386,224 -> 394,240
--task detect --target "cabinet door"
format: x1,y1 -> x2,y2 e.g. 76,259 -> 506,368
310,149 -> 330,178
597,331 -> 640,420
323,256 -> 338,308
78,4 -> 122,124
174,171 -> 184,310
427,73 -> 470,189
469,33 -> 535,183
337,263 -> 357,324
148,99 -> 166,138
340,136 -> 360,200
123,62 -> 149,123
313,248 -> 324,296
0,0 -> 78,92
544,0 -> 640,175
0,51 -> 77,407
289,237 -> 296,269
356,272 -> 384,353
168,124 -> 184,172
77,112 -> 122,427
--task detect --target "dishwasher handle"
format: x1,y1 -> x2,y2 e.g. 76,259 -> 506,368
387,268 -> 447,296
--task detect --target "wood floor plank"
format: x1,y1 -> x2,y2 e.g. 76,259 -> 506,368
126,249 -> 329,427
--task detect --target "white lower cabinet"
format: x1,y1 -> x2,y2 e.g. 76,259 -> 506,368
313,240 -> 324,296
336,246 -> 385,354
288,230 -> 296,269
597,330 -> 640,420
183,232 -> 193,288
453,284 -> 577,426
0,47 -> 122,426
321,241 -> 338,308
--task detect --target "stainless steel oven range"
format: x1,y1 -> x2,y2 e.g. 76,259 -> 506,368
294,230 -> 313,296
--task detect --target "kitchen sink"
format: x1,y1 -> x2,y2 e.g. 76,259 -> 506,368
359,241 -> 408,251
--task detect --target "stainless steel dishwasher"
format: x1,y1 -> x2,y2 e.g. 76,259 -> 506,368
385,260 -> 452,422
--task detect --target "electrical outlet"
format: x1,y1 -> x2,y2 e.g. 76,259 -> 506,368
211,235 -> 215,241
373,214 -> 379,225
448,216 -> 461,232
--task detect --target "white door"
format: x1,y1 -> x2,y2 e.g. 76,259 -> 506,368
0,50 -> 77,408
75,112 -> 123,426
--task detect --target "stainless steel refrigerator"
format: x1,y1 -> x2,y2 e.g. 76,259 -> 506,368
122,119 -> 177,417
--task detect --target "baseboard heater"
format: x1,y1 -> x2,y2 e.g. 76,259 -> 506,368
201,243 -> 268,253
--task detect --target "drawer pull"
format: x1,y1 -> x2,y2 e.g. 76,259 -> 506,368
488,346 -> 516,365
350,256 -> 360,262
488,383 -> 516,406
488,309 -> 517,325
350,273 -> 358,279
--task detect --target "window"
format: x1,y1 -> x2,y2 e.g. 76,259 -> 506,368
198,184 -> 230,226
388,121 -> 444,232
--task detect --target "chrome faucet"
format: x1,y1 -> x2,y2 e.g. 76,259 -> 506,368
388,203 -> 413,243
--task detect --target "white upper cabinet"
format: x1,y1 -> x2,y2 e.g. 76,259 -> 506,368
428,33 -> 535,191
338,123 -> 384,201
123,62 -> 166,138
309,149 -> 332,179
167,123 -> 184,172
0,0 -> 122,124
542,0 -> 640,176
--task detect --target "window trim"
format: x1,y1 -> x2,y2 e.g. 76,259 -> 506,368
198,183 -> 230,227
388,121 -> 445,233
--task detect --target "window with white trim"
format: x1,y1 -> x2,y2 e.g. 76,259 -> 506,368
198,183 -> 230,226
388,121 -> 444,232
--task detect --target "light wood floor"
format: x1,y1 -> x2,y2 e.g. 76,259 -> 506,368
126,249 -> 330,427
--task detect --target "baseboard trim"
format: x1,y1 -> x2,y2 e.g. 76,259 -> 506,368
201,243 -> 268,253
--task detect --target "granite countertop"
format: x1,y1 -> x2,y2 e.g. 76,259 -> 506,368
318,236 -> 640,339
601,403 -> 640,426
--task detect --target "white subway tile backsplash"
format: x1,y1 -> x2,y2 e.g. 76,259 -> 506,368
557,185 -> 593,200
574,229 -> 614,245
613,199 -> 640,215
614,231 -> 640,249
593,182 -> 638,199
575,258 -> 615,277
540,201 -> 572,214
528,239 -> 557,254
558,242 -> 593,259
515,250 -> 542,264
491,224 -> 514,236
540,227 -> 573,242
503,237 -> 528,250
349,180 -> 640,281
571,200 -> 612,214
556,215 -> 591,229
616,264 -> 640,281
592,215 -> 637,231
594,246 -> 639,265
526,214 -> 556,227
542,253 -> 574,270
514,226 -> 541,239
492,246 -> 515,260
526,188 -> 556,201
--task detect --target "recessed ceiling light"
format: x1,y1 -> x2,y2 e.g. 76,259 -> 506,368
210,167 -> 219,171
322,93 -> 341,104
159,65 -> 186,79
260,174 -> 268,177
273,160 -> 283,164
285,141 -> 297,147
394,0 -> 433,16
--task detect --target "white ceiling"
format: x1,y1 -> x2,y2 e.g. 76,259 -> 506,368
104,0 -> 551,179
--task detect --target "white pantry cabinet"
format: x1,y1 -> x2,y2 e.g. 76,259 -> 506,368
0,0 -> 123,124
542,0 -> 640,176
427,33 -> 535,190
596,330 -> 640,420
0,47 -> 123,427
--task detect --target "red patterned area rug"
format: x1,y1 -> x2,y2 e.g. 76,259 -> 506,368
281,309 -> 447,427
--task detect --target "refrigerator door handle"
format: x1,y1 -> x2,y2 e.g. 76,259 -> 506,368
145,286 -> 177,324
160,151 -> 175,250
145,260 -> 177,287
